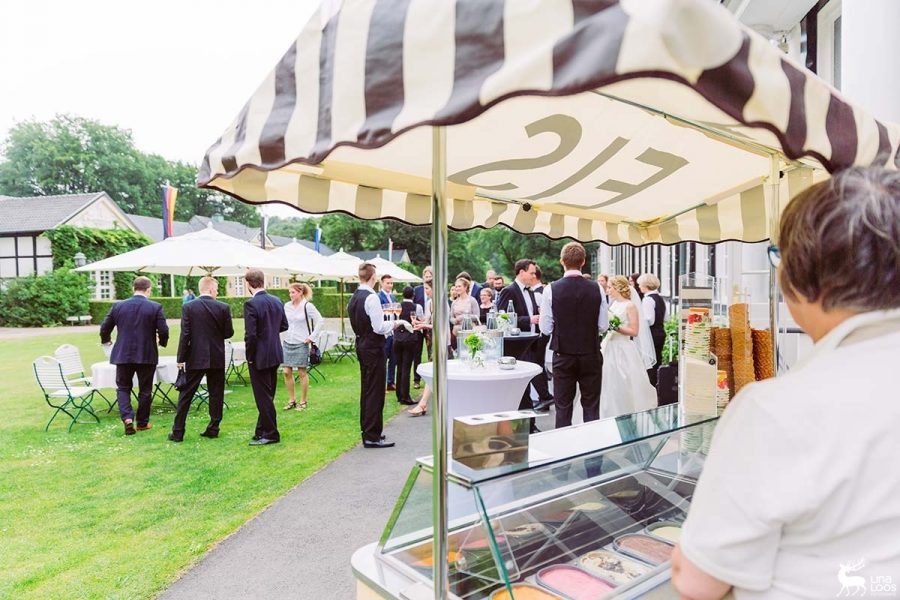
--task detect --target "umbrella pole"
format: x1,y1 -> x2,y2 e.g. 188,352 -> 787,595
340,279 -> 346,337
767,156 -> 781,371
430,126 -> 450,600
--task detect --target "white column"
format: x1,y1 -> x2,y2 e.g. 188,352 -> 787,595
841,0 -> 900,123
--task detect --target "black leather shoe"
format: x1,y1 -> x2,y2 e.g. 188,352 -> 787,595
363,439 -> 395,448
398,398 -> 418,406
530,425 -> 542,434
167,433 -> 183,443
200,429 -> 219,439
251,435 -> 261,441
249,437 -> 279,446
124,421 -> 136,436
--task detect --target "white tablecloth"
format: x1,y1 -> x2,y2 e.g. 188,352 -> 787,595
230,341 -> 246,363
416,359 -> 542,438
91,356 -> 180,389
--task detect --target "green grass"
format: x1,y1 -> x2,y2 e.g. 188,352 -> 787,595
0,324 -> 399,599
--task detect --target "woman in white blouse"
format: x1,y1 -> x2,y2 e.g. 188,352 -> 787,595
673,167 -> 900,599
282,282 -> 324,411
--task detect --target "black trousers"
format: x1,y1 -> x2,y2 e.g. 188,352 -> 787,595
115,363 -> 156,425
249,364 -> 280,441
357,344 -> 386,443
412,334 -> 425,384
648,331 -> 665,387
171,368 -> 225,436
552,351 -> 603,428
394,339 -> 418,404
384,337 -> 397,385
517,334 -> 552,411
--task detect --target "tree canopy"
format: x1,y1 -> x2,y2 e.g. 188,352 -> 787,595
0,114 -> 259,226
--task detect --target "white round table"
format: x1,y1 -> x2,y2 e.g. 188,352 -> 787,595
91,356 -> 180,389
416,359 -> 542,438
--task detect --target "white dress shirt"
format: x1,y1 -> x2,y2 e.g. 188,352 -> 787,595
358,284 -> 394,337
283,299 -> 324,344
539,270 -> 609,335
680,309 -> 900,598
515,279 -> 537,332
642,290 -> 660,326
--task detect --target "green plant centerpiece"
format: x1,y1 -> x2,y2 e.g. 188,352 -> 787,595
462,332 -> 486,368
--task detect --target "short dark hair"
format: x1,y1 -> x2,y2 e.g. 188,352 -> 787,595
455,271 -> 472,281
380,274 -> 392,282
534,265 -> 542,279
358,263 -> 376,282
402,286 -> 414,299
513,259 -> 535,276
133,276 -> 152,292
244,269 -> 265,289
779,167 -> 900,312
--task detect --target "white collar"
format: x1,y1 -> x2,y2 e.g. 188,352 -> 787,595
516,279 -> 529,291
563,269 -> 582,278
358,284 -> 375,293
795,308 -> 900,370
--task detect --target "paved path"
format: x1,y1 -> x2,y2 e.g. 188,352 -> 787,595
160,400 -> 555,599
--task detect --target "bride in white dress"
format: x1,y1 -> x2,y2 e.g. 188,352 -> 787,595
600,276 -> 658,418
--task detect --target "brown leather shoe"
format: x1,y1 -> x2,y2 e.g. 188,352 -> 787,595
124,421 -> 136,436
136,423 -> 152,431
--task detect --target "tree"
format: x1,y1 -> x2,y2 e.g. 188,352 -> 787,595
0,114 -> 259,226
317,214 -> 384,251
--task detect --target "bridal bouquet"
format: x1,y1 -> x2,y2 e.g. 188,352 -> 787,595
608,314 -> 622,331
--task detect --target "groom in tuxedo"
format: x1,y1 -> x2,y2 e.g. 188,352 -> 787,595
539,243 -> 608,428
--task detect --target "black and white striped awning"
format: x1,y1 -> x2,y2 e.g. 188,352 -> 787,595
200,0 -> 899,245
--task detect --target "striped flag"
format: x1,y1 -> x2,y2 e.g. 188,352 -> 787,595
161,183 -> 178,239
388,238 -> 393,262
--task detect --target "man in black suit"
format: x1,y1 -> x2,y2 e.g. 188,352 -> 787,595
412,265 -> 433,388
349,262 -> 399,448
539,243 -> 608,428
497,259 -> 553,424
168,276 -> 234,442
99,276 -> 169,435
244,269 -> 289,446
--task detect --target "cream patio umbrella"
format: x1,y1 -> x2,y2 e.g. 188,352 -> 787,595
199,0 -> 899,595
75,224 -> 291,277
369,256 -> 422,284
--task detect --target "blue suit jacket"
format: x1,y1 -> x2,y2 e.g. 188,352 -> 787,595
377,290 -> 395,305
244,291 -> 289,369
99,295 -> 169,365
413,285 -> 425,308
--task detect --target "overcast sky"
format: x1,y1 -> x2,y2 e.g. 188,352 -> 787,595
0,0 -> 318,216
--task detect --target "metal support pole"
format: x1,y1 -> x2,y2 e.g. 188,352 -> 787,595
767,156 -> 780,370
430,126 -> 450,600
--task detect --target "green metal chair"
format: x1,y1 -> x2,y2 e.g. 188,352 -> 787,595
33,356 -> 100,432
225,341 -> 248,385
54,343 -> 114,412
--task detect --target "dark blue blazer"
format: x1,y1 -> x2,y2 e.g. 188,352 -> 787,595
99,295 -> 169,365
244,290 -> 289,369
413,285 -> 425,309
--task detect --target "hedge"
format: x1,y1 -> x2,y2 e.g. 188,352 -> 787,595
89,289 -> 349,322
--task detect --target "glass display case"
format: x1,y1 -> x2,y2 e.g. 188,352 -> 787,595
352,404 -> 718,599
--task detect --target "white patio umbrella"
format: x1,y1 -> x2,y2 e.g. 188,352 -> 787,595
369,256 -> 421,283
200,0 -> 899,594
75,225 -> 290,277
268,241 -> 336,279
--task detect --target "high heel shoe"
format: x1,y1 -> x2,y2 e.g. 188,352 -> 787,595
296,401 -> 308,411
407,405 -> 427,417
283,401 -> 297,410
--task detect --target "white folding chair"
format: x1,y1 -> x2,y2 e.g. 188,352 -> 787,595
54,344 -> 113,412
33,356 -> 100,432
225,341 -> 248,385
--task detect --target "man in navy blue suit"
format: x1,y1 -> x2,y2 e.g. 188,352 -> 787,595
244,269 -> 289,446
377,274 -> 398,392
100,276 -> 169,435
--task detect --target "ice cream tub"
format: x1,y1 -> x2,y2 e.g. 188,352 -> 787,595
644,521 -> 682,545
612,533 -> 674,566
490,582 -> 562,599
575,549 -> 650,585
536,564 -> 616,599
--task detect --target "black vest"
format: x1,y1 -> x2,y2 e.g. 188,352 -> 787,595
549,276 -> 602,355
348,288 -> 382,350
648,293 -> 666,343
394,301 -> 418,344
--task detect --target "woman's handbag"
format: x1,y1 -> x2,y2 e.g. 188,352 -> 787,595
304,303 -> 322,366
174,367 -> 189,391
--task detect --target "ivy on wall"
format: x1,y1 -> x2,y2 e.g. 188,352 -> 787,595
44,225 -> 153,298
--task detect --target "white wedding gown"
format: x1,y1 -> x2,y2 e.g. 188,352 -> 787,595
599,300 -> 658,419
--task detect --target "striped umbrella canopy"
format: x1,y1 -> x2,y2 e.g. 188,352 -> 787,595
200,0 -> 898,246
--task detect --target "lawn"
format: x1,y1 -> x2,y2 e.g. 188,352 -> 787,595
0,323 -> 398,599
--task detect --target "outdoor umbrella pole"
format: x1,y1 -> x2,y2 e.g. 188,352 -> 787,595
429,126 -> 450,600
767,156 -> 781,371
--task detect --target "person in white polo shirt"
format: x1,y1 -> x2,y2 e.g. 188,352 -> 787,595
672,167 -> 900,599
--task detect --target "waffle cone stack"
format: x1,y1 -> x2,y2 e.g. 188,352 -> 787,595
729,303 -> 755,394
752,329 -> 776,380
710,327 -> 735,398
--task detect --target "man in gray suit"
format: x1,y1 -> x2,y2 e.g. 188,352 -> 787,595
99,276 -> 169,435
